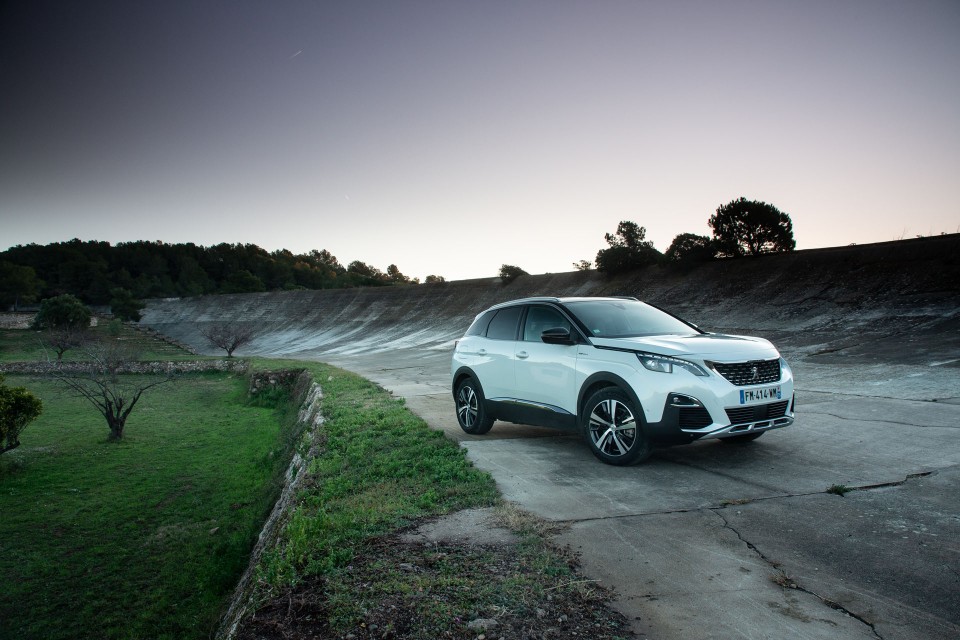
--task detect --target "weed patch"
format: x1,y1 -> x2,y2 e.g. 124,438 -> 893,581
827,484 -> 854,496
237,530 -> 630,640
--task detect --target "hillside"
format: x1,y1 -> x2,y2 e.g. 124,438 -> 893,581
140,234 -> 960,367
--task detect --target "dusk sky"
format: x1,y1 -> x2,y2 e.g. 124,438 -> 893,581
2,1 -> 958,281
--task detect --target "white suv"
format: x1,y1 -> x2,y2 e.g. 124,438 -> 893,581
451,297 -> 795,465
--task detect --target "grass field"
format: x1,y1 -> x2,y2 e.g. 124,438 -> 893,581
0,331 -> 500,639
0,371 -> 295,640
0,321 -> 195,363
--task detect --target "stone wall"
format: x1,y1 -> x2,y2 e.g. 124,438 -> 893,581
0,359 -> 249,375
0,313 -> 34,329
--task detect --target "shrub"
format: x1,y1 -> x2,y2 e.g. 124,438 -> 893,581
595,221 -> 662,275
665,233 -> 715,263
499,264 -> 528,284
0,374 -> 43,454
31,294 -> 91,330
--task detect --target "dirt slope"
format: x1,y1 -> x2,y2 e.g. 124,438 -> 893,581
140,234 -> 960,366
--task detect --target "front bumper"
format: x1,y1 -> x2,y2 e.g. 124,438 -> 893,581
644,392 -> 796,446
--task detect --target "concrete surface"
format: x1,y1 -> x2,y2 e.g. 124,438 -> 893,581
399,507 -> 519,548
322,350 -> 960,640
139,236 -> 960,639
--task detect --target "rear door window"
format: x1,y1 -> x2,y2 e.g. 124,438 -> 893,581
485,306 -> 523,340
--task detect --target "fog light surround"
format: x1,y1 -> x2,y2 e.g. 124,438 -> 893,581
669,393 -> 703,408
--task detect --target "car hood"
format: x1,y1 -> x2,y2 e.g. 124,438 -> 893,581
590,333 -> 781,362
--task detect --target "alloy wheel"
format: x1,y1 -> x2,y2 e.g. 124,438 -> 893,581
588,398 -> 637,457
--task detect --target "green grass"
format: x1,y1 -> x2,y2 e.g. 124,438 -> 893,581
250,360 -> 499,594
0,322 -> 196,363
0,330 -> 618,638
235,362 -> 624,639
0,372 -> 295,640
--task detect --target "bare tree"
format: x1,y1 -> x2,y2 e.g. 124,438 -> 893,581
44,325 -> 90,362
45,339 -> 176,441
200,322 -> 257,357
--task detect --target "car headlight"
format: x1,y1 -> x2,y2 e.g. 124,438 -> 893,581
636,352 -> 709,376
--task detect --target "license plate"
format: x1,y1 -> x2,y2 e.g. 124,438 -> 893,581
740,386 -> 782,404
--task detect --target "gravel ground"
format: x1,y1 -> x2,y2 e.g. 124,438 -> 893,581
234,518 -> 634,640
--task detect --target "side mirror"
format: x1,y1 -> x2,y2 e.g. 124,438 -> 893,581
541,327 -> 576,346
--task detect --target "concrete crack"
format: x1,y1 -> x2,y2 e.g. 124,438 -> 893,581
801,409 -> 958,429
711,508 -> 884,640
793,388 -> 952,404
845,471 -> 934,493
558,470 -> 933,526
664,458 -> 787,494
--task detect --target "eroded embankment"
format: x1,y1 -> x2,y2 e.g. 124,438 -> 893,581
140,235 -> 960,364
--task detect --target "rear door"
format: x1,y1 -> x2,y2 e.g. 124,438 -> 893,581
513,304 -> 580,415
469,305 -> 523,401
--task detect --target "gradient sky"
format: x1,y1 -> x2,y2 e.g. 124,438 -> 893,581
2,1 -> 958,281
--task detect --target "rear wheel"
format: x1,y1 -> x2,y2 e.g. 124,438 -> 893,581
455,376 -> 494,434
582,388 -> 652,465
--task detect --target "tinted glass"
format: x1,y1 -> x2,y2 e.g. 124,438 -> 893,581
522,305 -> 572,342
485,306 -> 523,340
564,300 -> 696,338
464,310 -> 495,336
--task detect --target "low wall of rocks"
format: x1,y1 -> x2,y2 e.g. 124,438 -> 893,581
0,313 -> 34,329
0,359 -> 250,375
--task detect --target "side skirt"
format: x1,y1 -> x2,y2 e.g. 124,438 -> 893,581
485,398 -> 579,431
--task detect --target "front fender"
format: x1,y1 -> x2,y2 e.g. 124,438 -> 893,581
577,372 -> 646,425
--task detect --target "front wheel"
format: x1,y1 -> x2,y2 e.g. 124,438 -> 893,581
454,376 -> 494,434
582,388 -> 652,465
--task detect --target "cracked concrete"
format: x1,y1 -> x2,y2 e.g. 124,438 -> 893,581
558,509 -> 879,639
713,467 -> 960,640
712,507 -> 883,639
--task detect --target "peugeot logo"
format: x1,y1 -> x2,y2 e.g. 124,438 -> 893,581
750,366 -> 759,382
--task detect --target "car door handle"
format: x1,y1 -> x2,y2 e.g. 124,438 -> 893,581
516,351 -> 529,359
477,349 -> 487,356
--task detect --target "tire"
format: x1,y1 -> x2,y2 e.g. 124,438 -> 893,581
455,376 -> 494,434
582,387 -> 652,465
720,432 -> 764,444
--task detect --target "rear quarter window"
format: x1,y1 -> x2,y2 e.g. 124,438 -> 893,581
464,310 -> 496,336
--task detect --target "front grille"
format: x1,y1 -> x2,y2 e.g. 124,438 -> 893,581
726,400 -> 790,425
712,359 -> 781,386
679,407 -> 713,428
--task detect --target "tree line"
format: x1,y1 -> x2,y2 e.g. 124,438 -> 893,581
0,240 -> 443,311
1,196 -> 795,310
586,196 -> 795,276
500,197 -> 796,281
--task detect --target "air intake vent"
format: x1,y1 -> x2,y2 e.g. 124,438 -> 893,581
679,407 -> 713,429
726,400 -> 790,425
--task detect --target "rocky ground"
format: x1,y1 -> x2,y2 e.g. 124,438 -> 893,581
235,510 -> 635,640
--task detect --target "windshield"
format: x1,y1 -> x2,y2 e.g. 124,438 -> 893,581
563,300 -> 699,338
